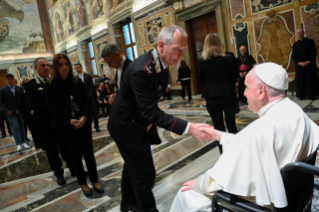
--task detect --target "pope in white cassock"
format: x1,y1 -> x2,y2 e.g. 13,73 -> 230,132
170,62 -> 319,212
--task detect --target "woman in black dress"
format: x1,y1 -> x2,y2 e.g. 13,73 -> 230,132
46,54 -> 104,196
93,82 -> 107,117
177,60 -> 192,101
199,33 -> 238,154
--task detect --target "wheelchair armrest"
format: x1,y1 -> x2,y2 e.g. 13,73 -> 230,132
282,162 -> 319,176
212,191 -> 271,212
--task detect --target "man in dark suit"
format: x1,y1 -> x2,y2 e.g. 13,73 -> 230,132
24,57 -> 74,185
74,63 -> 101,132
0,108 -> 12,138
101,44 -> 132,105
0,74 -> 30,152
108,25 -> 210,212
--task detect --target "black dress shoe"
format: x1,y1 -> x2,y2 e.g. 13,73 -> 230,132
81,184 -> 93,196
57,175 -> 66,185
92,181 -> 104,193
25,137 -> 31,142
1,135 -> 6,139
95,127 -> 101,132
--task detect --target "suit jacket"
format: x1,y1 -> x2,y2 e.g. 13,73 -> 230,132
78,72 -> 94,96
46,78 -> 91,130
0,85 -> 24,113
108,49 -> 188,145
19,92 -> 33,121
115,57 -> 132,93
199,54 -> 237,98
24,76 -> 52,129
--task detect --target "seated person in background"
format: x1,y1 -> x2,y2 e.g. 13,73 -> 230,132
93,83 -> 107,117
170,62 -> 319,212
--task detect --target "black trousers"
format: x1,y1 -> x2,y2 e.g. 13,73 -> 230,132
24,118 -> 41,148
38,124 -> 74,177
108,112 -> 158,212
181,80 -> 192,101
58,120 -> 98,185
0,111 -> 12,136
97,103 -> 108,115
238,77 -> 247,103
206,95 -> 238,154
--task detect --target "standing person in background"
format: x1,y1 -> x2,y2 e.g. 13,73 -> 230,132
236,45 -> 256,104
24,57 -> 74,185
0,74 -> 30,152
74,63 -> 101,132
102,82 -> 114,116
93,82 -> 107,117
47,54 -> 104,197
177,60 -> 192,102
20,78 -> 41,149
199,33 -> 238,154
292,28 -> 318,100
101,44 -> 132,105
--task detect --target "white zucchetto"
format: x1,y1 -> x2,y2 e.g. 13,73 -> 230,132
255,62 -> 288,90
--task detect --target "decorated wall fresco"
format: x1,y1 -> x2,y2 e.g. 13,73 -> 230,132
253,10 -> 295,69
14,63 -> 34,85
0,0 -> 46,55
48,0 -> 108,46
250,0 -> 293,14
228,0 -> 246,20
232,22 -> 250,57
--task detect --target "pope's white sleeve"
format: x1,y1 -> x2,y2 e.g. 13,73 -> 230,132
193,171 -> 223,195
219,132 -> 237,151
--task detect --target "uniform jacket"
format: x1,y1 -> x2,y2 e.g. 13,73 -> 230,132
0,85 -> 24,113
115,57 -> 132,93
24,77 -> 51,128
108,49 -> 188,145
46,78 -> 91,130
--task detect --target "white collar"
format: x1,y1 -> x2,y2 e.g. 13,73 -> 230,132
37,74 -> 48,83
158,55 -> 167,70
257,97 -> 285,117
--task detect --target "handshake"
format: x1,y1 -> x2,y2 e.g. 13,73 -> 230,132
188,123 -> 222,142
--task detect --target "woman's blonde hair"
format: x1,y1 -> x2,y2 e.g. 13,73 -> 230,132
201,33 -> 225,60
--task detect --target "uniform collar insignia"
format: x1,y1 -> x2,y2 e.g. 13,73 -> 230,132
38,87 -> 44,90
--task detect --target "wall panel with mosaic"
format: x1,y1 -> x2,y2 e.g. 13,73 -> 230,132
93,36 -> 112,78
134,7 -> 178,86
68,50 -> 79,67
14,63 -> 33,86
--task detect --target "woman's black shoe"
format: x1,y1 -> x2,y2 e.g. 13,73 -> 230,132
81,184 -> 93,196
92,181 -> 104,193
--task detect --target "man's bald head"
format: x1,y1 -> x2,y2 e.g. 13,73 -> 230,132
297,29 -> 305,40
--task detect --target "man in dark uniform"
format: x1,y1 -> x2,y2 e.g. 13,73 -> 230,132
292,28 -> 318,100
236,45 -> 256,104
24,57 -> 74,185
74,63 -> 101,132
108,25 -> 211,212
101,44 -> 132,105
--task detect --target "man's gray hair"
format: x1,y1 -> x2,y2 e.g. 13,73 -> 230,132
255,74 -> 287,97
34,57 -> 48,67
157,25 -> 188,45
101,44 -> 122,58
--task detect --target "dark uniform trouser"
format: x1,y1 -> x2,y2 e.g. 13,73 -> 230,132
206,95 -> 238,154
24,118 -> 41,148
38,125 -> 74,177
116,139 -> 158,212
57,120 -> 98,185
181,79 -> 192,101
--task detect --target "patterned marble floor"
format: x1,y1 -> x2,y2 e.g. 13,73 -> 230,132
0,93 -> 319,212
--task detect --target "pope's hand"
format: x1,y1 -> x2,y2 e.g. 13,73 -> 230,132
182,179 -> 197,192
189,123 -> 212,142
199,126 -> 222,141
